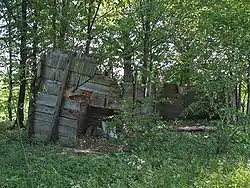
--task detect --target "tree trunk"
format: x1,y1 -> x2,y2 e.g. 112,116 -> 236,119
229,87 -> 237,122
85,0 -> 101,54
31,14 -> 38,87
242,89 -> 247,113
17,0 -> 28,128
140,0 -> 151,97
59,0 -> 68,49
7,19 -> 13,122
235,84 -> 242,122
147,48 -> 153,97
236,83 -> 242,111
123,32 -> 133,83
247,62 -> 250,114
85,0 -> 94,54
142,18 -> 150,97
52,0 -> 57,48
104,61 -> 113,78
132,67 -> 138,101
28,10 -> 38,139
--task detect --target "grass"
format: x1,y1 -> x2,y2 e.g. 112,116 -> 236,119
1,126 -> 250,188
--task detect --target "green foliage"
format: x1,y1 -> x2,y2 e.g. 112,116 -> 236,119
0,83 -> 10,121
1,0 -> 250,128
0,81 -> 29,123
0,121 -> 12,133
214,109 -> 250,153
195,158 -> 250,188
110,99 -> 160,138
0,82 -> 18,121
1,128 -> 250,187
1,0 -> 250,186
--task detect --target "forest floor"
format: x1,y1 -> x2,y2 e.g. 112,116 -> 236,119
1,123 -> 250,188
76,137 -> 131,154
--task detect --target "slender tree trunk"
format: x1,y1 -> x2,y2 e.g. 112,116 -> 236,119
52,0 -> 57,48
242,90 -> 247,113
17,0 -> 28,128
123,32 -> 133,83
30,12 -> 38,104
236,83 -> 242,110
85,0 -> 101,54
59,0 -> 68,49
238,83 -> 242,121
109,63 -> 114,78
85,0 -> 94,54
229,87 -> 237,122
247,62 -> 250,114
124,62 -> 133,82
147,48 -> 153,97
104,61 -> 113,78
235,83 -> 242,122
7,20 -> 13,121
142,19 -> 150,97
140,0 -> 151,97
28,10 -> 38,140
132,67 -> 138,102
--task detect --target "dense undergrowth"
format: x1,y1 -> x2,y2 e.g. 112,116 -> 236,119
1,122 -> 250,188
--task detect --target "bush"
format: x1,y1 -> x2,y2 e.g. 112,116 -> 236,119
110,99 -> 161,139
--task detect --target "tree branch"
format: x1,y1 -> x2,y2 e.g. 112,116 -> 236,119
89,0 -> 102,32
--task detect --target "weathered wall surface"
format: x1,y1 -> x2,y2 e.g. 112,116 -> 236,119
157,84 -> 214,120
157,83 -> 184,119
29,50 -> 212,146
28,49 -> 120,146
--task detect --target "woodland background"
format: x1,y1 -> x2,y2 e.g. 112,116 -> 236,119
1,1 -> 250,187
0,0 -> 249,126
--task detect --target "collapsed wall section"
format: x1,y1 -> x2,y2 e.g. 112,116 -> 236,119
28,49 -> 96,146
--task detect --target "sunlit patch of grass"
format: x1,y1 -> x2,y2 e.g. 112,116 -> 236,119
195,159 -> 250,188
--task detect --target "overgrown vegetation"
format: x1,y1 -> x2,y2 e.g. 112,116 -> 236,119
1,0 -> 250,187
1,101 -> 250,187
1,125 -> 250,188
1,0 -> 250,128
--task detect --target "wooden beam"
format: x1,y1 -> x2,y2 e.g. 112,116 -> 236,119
50,57 -> 73,142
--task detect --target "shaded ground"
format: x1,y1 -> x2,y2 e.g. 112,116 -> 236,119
76,137 -> 131,154
75,121 -> 215,155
